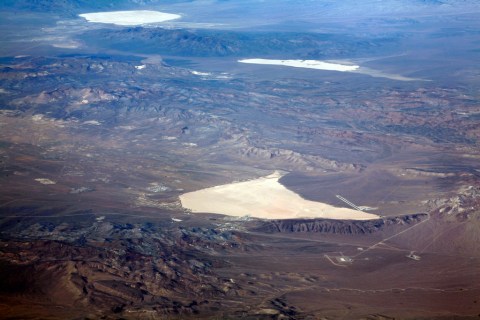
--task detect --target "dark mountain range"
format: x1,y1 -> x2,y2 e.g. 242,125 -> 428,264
81,27 -> 400,58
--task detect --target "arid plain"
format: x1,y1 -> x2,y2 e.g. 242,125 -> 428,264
1,1 -> 480,319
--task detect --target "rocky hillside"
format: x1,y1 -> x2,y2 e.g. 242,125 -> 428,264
254,213 -> 427,234
0,219 -> 246,318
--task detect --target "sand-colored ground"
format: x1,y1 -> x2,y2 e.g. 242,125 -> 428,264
180,171 -> 379,220
238,59 -> 359,72
79,10 -> 181,26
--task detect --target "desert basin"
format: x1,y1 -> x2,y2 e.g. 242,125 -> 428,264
179,171 -> 379,220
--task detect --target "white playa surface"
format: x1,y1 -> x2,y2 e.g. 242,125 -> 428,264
79,10 -> 181,26
35,178 -> 56,185
239,58 -> 425,81
238,59 -> 359,72
180,171 -> 379,220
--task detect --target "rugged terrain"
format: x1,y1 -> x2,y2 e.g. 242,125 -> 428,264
1,0 -> 480,319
